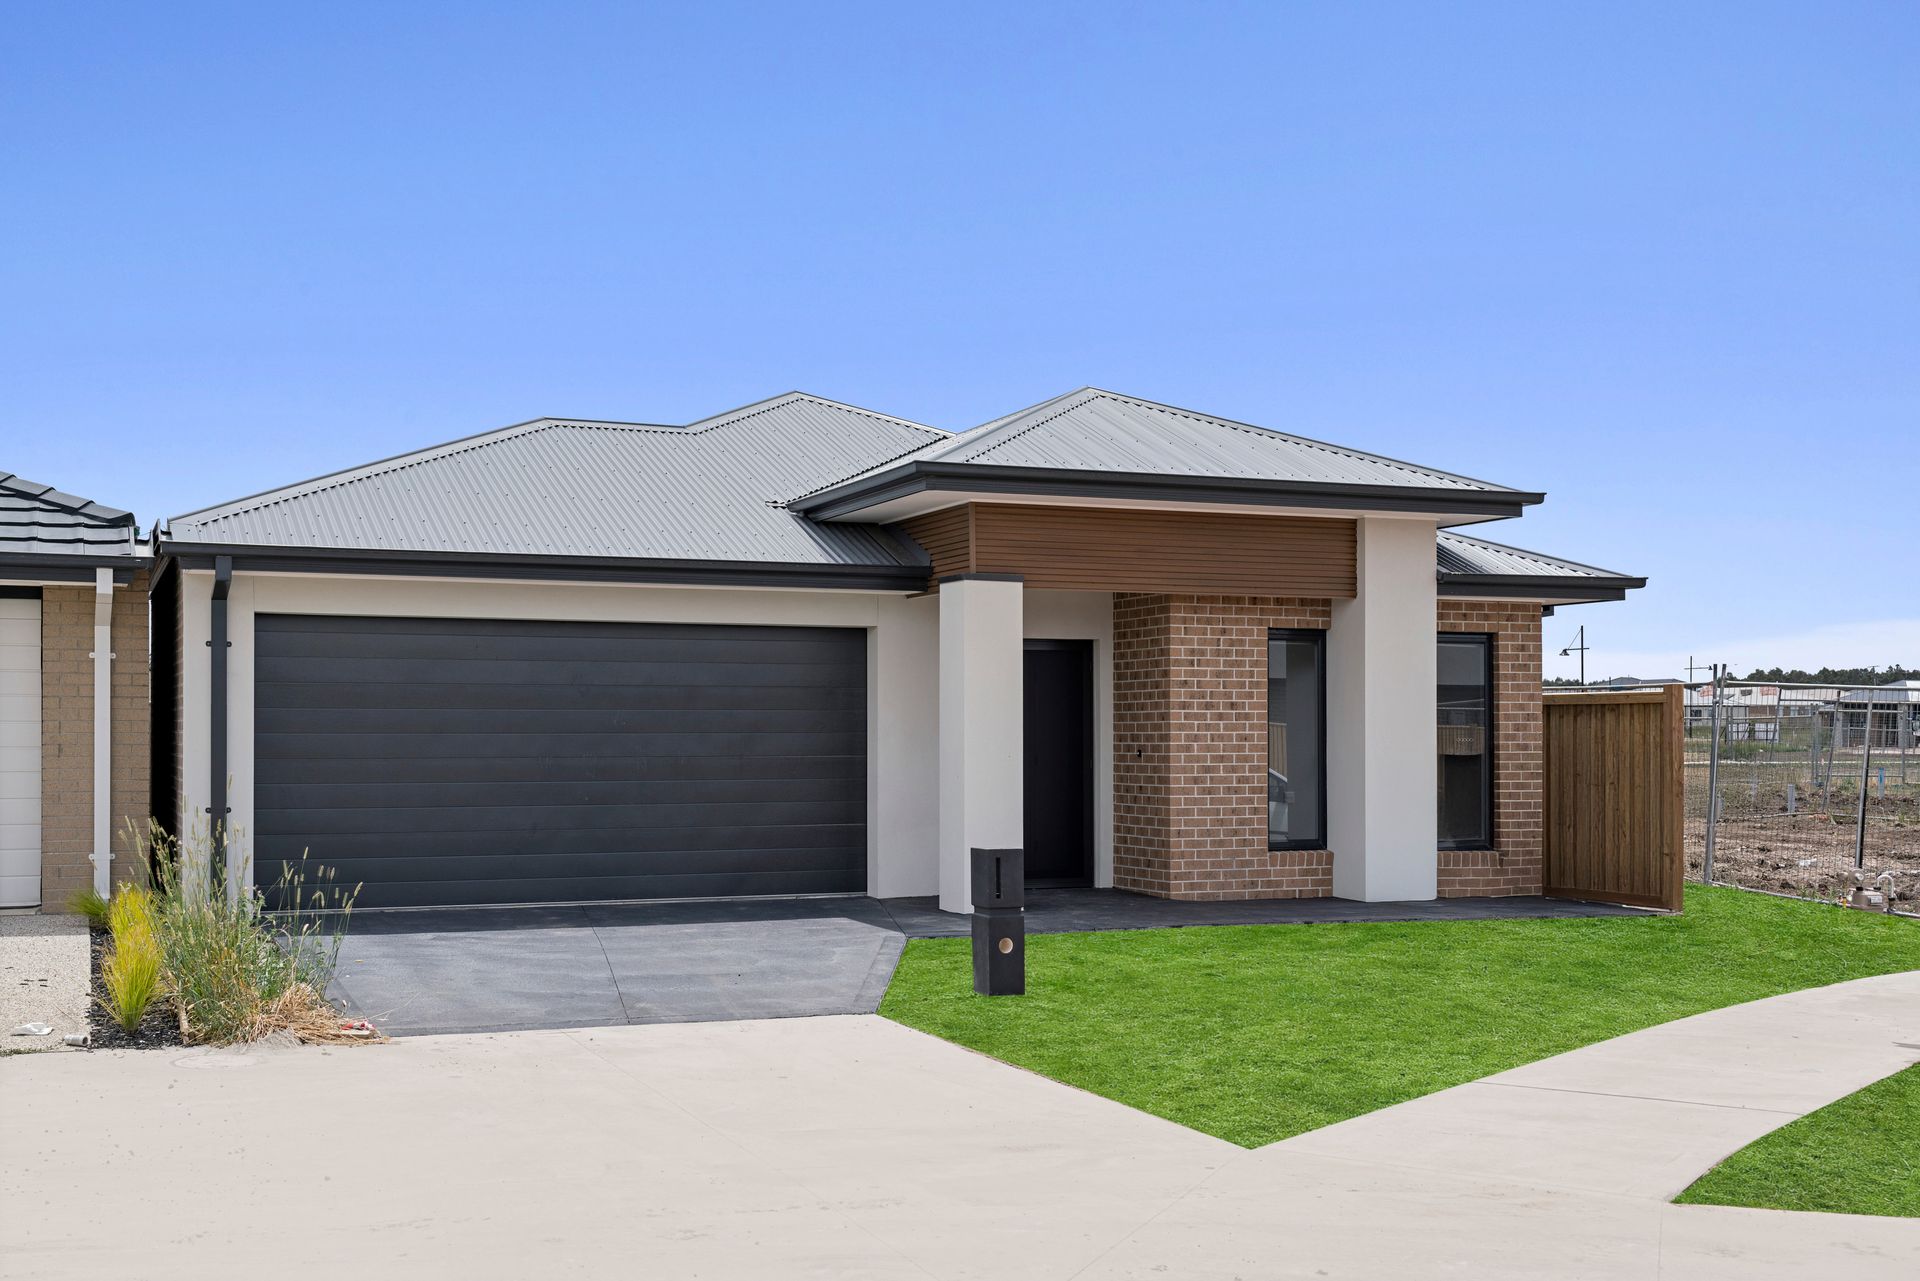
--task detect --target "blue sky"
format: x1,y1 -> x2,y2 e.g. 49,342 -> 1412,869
3,3 -> 1914,680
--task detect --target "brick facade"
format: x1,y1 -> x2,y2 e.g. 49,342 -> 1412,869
1111,591 -> 1546,901
1112,594 -> 1333,900
38,572 -> 151,907
1436,599 -> 1543,897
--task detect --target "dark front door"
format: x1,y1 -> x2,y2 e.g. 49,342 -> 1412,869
1023,639 -> 1093,886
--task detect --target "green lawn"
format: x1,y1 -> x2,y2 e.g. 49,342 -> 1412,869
879,885 -> 1920,1148
1677,1064 -> 1920,1217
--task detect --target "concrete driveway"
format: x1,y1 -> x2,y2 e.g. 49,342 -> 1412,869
4,974 -> 1919,1280
330,898 -> 906,1035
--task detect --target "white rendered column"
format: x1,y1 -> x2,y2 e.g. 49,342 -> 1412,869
937,577 -> 1024,913
1327,518 -> 1439,901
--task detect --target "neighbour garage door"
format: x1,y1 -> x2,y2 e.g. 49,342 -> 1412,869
0,596 -> 41,909
253,615 -> 867,910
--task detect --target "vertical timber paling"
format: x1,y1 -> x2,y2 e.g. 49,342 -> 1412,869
1542,686 -> 1684,912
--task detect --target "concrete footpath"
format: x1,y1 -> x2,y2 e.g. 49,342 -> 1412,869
2,973 -> 1917,1279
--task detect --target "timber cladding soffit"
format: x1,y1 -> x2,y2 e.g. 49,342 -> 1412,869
899,503 -> 1358,598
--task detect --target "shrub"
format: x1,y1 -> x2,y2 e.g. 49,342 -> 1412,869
147,826 -> 362,1045
67,886 -> 110,930
110,883 -> 156,936
100,885 -> 164,1032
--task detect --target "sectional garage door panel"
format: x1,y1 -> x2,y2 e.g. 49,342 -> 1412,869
0,597 -> 42,909
253,615 -> 867,909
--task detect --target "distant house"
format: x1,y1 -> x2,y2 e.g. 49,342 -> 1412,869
1686,680 -> 1920,749
1839,681 -> 1920,749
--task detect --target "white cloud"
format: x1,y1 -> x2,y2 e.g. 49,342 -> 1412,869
1540,618 -> 1920,683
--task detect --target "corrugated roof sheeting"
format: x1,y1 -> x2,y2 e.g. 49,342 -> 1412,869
786,388 -> 1524,502
0,472 -> 138,555
162,389 -> 1616,580
1436,530 -> 1625,579
166,395 -> 948,565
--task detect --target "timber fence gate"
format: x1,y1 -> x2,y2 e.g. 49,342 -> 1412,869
1542,686 -> 1685,912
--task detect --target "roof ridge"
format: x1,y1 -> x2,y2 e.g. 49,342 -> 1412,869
0,472 -> 134,524
688,391 -> 950,440
775,432 -> 956,506
945,388 -> 1105,463
169,394 -> 952,534
165,419 -> 560,530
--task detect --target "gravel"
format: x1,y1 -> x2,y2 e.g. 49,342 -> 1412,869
0,913 -> 90,1054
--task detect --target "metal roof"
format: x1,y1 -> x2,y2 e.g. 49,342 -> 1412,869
0,472 -> 139,558
1840,682 -> 1920,705
1436,530 -> 1629,580
1434,530 -> 1644,602
164,393 -> 950,566
787,388 -> 1540,515
159,389 -> 1635,595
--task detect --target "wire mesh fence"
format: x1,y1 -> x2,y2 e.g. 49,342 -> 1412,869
1669,680 -> 1920,908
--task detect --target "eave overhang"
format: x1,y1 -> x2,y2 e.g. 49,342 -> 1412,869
157,541 -> 929,592
787,461 -> 1544,524
1436,571 -> 1647,605
0,550 -> 148,585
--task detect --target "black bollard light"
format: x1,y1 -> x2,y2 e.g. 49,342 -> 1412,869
970,847 -> 1025,996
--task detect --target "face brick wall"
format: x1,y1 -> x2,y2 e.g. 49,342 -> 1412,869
1436,599 -> 1544,897
1113,594 -> 1333,900
38,573 -> 151,907
1112,592 -> 1547,901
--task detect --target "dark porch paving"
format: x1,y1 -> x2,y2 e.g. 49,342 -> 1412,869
877,888 -> 1650,938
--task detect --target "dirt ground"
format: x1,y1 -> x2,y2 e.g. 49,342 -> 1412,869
1685,774 -> 1920,904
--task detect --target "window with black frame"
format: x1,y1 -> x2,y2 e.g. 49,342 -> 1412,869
1437,633 -> 1492,848
1267,629 -> 1325,849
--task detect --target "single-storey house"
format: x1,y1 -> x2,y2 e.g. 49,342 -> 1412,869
0,473 -> 150,909
149,389 -> 1643,913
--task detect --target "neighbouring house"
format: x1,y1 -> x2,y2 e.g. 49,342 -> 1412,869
0,473 -> 150,910
149,389 -> 1643,913
1840,681 -> 1920,750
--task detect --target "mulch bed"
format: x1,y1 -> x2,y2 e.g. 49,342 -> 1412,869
86,929 -> 184,1050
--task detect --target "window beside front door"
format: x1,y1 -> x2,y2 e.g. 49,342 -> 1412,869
1267,629 -> 1326,850
1437,633 -> 1493,849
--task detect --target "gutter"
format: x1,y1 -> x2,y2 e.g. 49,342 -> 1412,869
159,542 -> 931,592
1435,570 -> 1648,604
0,553 -> 145,585
787,461 -> 1547,523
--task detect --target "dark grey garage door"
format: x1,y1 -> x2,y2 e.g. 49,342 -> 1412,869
254,615 -> 867,909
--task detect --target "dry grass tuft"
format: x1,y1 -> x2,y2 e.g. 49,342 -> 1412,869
175,982 -> 384,1046
260,983 -> 387,1046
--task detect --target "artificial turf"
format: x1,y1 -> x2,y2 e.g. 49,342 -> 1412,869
1676,1062 -> 1919,1217
879,884 -> 1920,1148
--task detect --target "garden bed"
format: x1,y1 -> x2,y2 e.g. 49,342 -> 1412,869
79,830 -> 376,1050
86,928 -> 183,1050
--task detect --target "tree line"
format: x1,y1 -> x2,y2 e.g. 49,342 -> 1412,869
1543,664 -> 1916,688
1739,664 -> 1918,686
